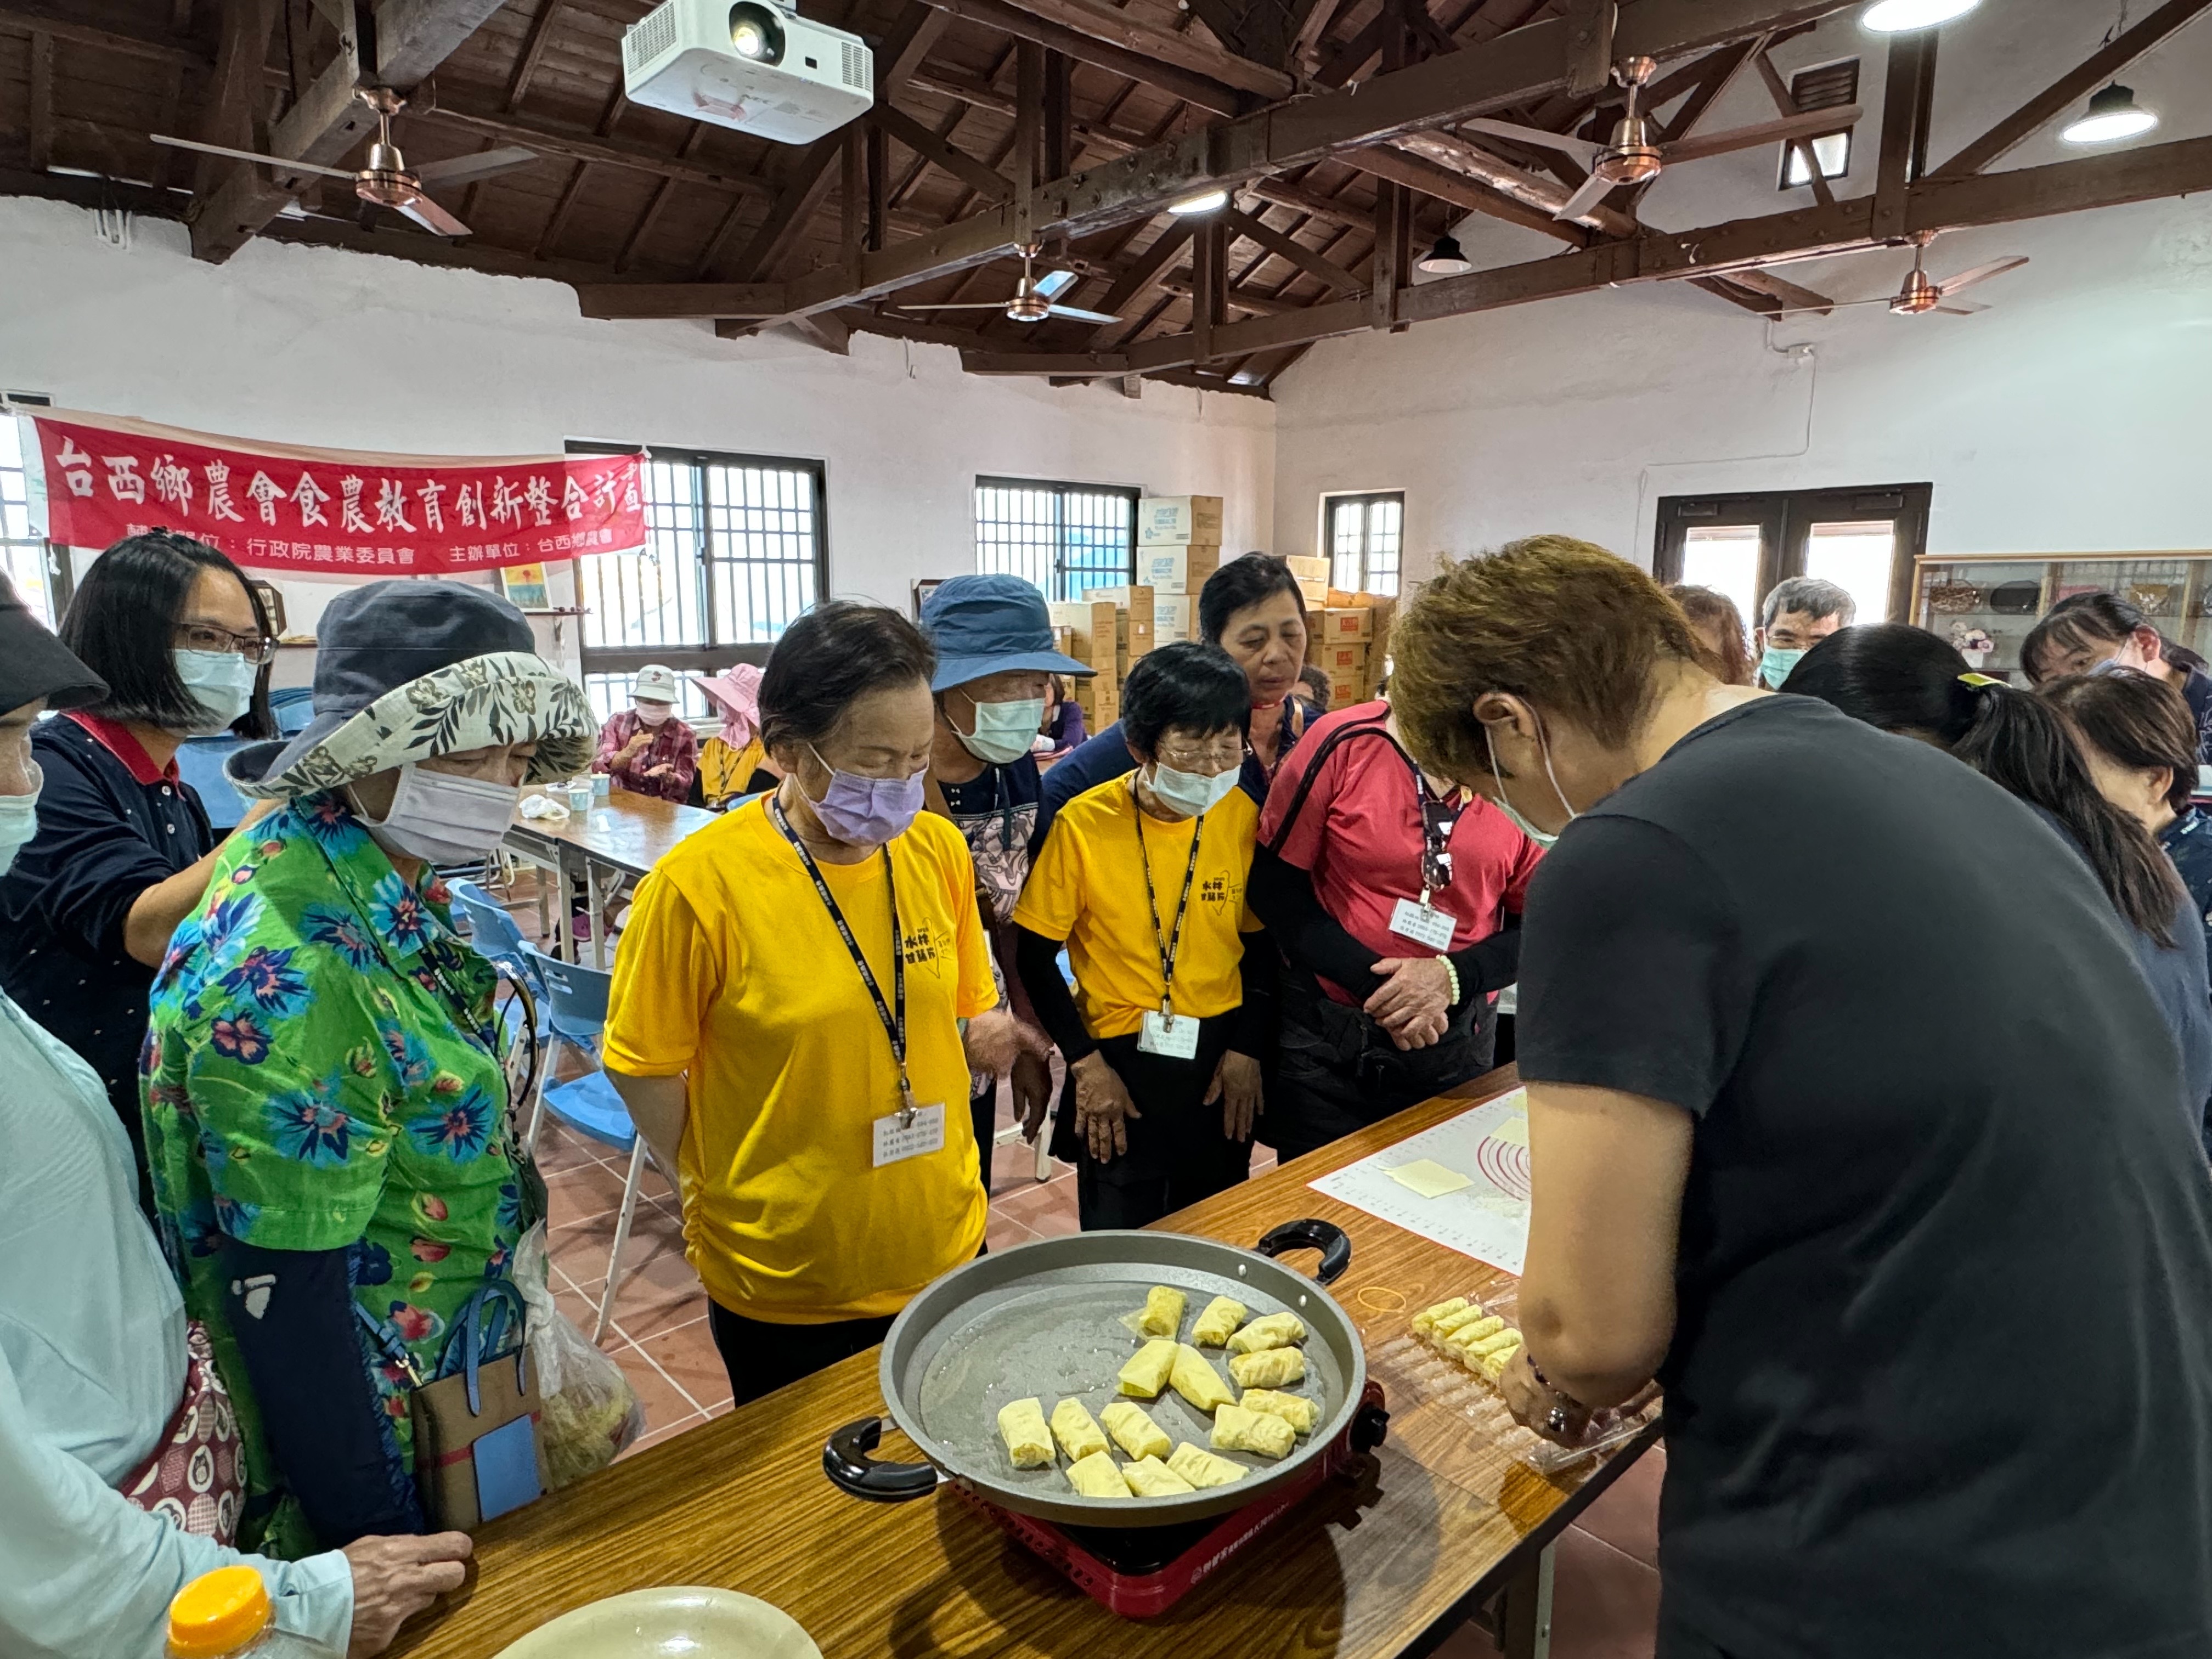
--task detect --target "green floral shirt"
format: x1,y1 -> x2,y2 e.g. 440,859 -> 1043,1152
143,791 -> 540,1555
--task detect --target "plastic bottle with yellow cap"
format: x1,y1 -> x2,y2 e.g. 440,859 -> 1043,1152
166,1566 -> 343,1658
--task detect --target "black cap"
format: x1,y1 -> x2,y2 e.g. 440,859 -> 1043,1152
0,577 -> 105,714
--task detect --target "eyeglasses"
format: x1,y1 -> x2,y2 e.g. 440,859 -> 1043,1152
1155,742 -> 1244,773
176,623 -> 276,665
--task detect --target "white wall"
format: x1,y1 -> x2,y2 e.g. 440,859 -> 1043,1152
1271,1 -> 2212,586
0,194 -> 1274,659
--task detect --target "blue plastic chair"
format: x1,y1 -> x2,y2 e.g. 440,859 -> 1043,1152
449,880 -> 542,989
521,945 -> 659,1341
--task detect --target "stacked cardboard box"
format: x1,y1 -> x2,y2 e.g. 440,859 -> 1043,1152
1086,585 -> 1155,682
1305,588 -> 1395,706
1285,555 -> 1331,608
1052,599 -> 1122,727
1137,495 -> 1222,631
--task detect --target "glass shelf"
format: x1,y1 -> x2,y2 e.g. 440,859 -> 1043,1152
1914,553 -> 2212,680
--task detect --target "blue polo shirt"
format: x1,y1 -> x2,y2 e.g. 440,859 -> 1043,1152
0,712 -> 215,1198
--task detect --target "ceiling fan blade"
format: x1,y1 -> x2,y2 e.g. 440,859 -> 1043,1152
1045,304 -> 1121,324
1661,104 -> 1864,166
1551,170 -> 1617,224
413,145 -> 538,185
1765,295 -> 1891,317
1034,268 -> 1079,300
1462,117 -> 1601,166
1932,301 -> 1989,315
1935,255 -> 2028,296
397,194 -> 472,238
894,302 -> 1016,312
148,133 -> 359,180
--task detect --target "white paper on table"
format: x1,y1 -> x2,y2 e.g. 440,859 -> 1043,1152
1310,1088 -> 1532,1273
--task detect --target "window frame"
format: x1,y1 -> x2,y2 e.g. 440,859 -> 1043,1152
567,440 -> 829,691
1775,57 -> 1860,190
1322,489 -> 1406,596
1,394 -> 72,627
973,475 -> 1139,600
1653,482 -> 1933,626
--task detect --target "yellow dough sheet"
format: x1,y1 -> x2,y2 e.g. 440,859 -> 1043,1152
1432,1303 -> 1490,1338
1447,1316 -> 1506,1351
1228,1346 -> 1306,1390
1166,1441 -> 1246,1489
1049,1398 -> 1109,1462
1124,1454 -> 1196,1496
1385,1158 -> 1475,1199
1100,1401 -> 1173,1462
997,1398 -> 1054,1469
1239,1388 -> 1318,1435
1479,1338 -> 1523,1381
1065,1450 -> 1132,1498
1411,1296 -> 1467,1334
1210,1403 -> 1295,1459
1169,1344 -> 1236,1413
1464,1325 -> 1519,1358
1133,1285 -> 1186,1339
1118,1338 -> 1178,1398
1226,1311 -> 1307,1355
1192,1295 -> 1248,1347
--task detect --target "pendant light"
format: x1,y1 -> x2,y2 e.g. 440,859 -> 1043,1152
2062,83 -> 2159,144
1167,187 -> 1229,216
1417,235 -> 1473,276
1860,0 -> 1979,30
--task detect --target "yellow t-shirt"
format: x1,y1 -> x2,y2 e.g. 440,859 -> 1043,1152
603,799 -> 996,1322
699,734 -> 769,808
1013,776 -> 1260,1040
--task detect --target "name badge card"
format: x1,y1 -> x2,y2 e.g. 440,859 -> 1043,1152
1389,896 -> 1457,952
1138,1009 -> 1201,1059
873,1102 -> 947,1167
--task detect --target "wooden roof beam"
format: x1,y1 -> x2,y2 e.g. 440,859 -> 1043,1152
969,0 -> 1294,98
1348,142 -> 1592,244
911,0 -> 1249,114
870,101 -> 1015,202
408,88 -> 775,198
1219,204 -> 1365,294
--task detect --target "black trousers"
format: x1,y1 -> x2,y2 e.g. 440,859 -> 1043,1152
972,1076 -> 997,1191
1263,970 -> 1496,1166
1051,1013 -> 1252,1231
708,1300 -> 897,1408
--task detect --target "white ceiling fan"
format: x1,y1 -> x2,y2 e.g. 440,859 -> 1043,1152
1768,233 -> 2029,318
1462,55 -> 1864,226
152,88 -> 534,238
891,245 -> 1122,325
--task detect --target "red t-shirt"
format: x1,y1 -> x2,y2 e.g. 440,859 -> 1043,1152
1257,701 -> 1543,1003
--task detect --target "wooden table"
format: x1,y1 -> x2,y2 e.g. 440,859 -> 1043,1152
396,1068 -> 1655,1659
501,791 -> 719,965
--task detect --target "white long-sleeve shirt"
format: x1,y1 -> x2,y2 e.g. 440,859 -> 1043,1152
0,989 -> 353,1658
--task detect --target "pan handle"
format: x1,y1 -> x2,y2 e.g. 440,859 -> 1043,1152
823,1417 -> 943,1503
1255,1217 -> 1352,1284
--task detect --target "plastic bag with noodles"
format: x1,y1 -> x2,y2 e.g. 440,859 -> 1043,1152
514,1222 -> 646,1486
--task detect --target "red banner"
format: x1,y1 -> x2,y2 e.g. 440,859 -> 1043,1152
27,410 -> 645,577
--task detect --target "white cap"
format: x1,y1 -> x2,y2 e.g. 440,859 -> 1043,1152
633,663 -> 680,703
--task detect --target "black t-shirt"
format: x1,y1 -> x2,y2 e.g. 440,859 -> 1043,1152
1516,695 -> 2212,1658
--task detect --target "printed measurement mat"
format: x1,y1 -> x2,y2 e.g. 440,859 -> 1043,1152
1309,1089 -> 1532,1274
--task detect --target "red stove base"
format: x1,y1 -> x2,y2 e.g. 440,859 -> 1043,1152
957,1380 -> 1387,1619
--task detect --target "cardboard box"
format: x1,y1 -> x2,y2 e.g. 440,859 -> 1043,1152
1317,642 -> 1367,674
1325,666 -> 1366,705
1321,607 -> 1374,642
1049,600 -> 1119,669
1154,594 -> 1198,642
1137,543 -> 1221,595
1285,555 -> 1330,584
1074,675 -> 1120,724
1087,585 -> 1156,659
1137,495 -> 1224,546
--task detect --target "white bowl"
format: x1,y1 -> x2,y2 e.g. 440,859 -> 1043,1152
492,1587 -> 821,1659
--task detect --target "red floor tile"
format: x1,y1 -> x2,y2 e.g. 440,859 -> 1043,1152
635,1318 -> 730,1415
611,1343 -> 698,1442
1427,1527 -> 1660,1659
543,1158 -> 635,1230
529,1121 -> 602,1177
985,1210 -> 1042,1253
1575,1445 -> 1664,1570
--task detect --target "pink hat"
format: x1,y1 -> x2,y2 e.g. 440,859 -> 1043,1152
693,665 -> 763,747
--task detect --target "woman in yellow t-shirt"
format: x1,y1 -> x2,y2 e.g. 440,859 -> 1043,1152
1013,642 -> 1275,1229
605,603 -> 1015,1405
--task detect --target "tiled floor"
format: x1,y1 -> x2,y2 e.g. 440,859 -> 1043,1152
508,874 -> 1661,1656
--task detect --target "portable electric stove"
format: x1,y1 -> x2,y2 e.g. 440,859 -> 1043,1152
953,1380 -> 1389,1618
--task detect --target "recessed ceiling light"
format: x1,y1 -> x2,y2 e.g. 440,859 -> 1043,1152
2062,83 -> 2159,145
1417,235 -> 1473,276
1861,0 -> 1979,31
1166,188 -> 1229,216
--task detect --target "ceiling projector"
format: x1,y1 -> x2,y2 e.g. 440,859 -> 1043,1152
622,0 -> 873,145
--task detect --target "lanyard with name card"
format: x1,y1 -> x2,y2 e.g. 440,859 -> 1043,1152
1132,779 -> 1207,1060
769,797 -> 944,1166
1389,759 -> 1468,953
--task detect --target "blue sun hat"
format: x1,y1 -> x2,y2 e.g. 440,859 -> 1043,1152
921,574 -> 1096,691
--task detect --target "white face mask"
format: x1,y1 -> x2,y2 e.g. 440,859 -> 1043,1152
174,648 -> 258,733
634,702 -> 674,727
0,777 -> 41,880
1147,760 -> 1242,820
354,763 -> 521,866
956,696 -> 1048,765
1481,713 -> 1577,849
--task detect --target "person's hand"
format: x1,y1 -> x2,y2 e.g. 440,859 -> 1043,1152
962,1008 -> 1022,1078
1206,1049 -> 1263,1142
1071,1052 -> 1140,1163
341,1532 -> 473,1656
1365,956 -> 1455,1039
644,763 -> 672,778
1499,1348 -> 1592,1447
1385,1008 -> 1451,1052
620,731 -> 653,760
1011,1046 -> 1053,1142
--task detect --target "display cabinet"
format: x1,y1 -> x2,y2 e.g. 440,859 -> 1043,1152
1912,552 -> 2212,680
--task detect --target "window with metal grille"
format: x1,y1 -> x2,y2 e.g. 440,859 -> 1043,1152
974,477 -> 1137,600
1778,58 -> 1859,187
568,442 -> 827,722
1325,492 -> 1403,596
1,398 -> 64,628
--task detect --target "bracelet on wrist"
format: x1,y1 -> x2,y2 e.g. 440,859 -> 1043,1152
1437,953 -> 1460,1006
